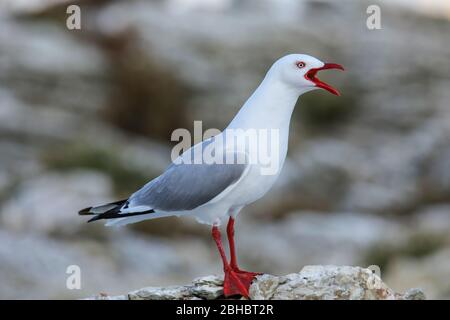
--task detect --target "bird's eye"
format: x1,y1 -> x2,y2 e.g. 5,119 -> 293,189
296,61 -> 306,69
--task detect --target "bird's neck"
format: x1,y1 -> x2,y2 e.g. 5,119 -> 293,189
227,77 -> 304,131
225,77 -> 308,174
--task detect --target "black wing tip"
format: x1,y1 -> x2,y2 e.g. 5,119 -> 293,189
78,199 -> 128,217
87,209 -> 155,223
87,215 -> 102,223
79,198 -> 154,223
79,207 -> 93,215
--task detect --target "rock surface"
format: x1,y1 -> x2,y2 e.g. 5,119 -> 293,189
87,266 -> 426,300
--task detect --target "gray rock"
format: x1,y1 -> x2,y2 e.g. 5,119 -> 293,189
129,286 -> 192,300
191,275 -> 224,299
403,288 -> 427,301
89,266 -> 425,300
126,275 -> 224,300
85,294 -> 128,300
250,266 -> 418,300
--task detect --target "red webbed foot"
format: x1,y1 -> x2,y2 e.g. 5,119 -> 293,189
223,267 -> 260,298
233,268 -> 262,277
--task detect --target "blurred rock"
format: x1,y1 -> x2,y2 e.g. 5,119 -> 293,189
1,171 -> 113,236
422,143 -> 450,201
0,18 -> 107,120
0,228 -> 117,299
284,140 -> 357,211
0,227 -> 218,299
412,205 -> 450,237
385,249 -> 450,299
237,211 -> 408,274
89,266 -> 425,300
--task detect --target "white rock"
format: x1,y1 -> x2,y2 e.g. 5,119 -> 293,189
91,266 -> 424,300
191,275 -> 224,299
128,286 -> 191,300
249,265 -> 422,300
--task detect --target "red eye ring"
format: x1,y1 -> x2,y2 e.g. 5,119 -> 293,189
296,61 -> 306,68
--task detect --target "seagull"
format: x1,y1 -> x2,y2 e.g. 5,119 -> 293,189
79,54 -> 343,298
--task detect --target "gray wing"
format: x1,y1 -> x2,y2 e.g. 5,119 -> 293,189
129,138 -> 247,212
129,161 -> 246,212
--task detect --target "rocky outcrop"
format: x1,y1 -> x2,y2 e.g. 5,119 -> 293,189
87,266 -> 426,300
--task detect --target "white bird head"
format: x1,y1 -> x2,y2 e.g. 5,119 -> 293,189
268,54 -> 344,96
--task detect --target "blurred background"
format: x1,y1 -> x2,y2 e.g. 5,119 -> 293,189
0,0 -> 450,299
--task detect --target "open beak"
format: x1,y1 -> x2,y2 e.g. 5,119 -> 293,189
305,63 -> 344,96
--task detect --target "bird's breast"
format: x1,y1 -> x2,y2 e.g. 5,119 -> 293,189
226,163 -> 283,207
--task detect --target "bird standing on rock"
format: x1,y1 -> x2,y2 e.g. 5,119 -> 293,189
79,54 -> 344,298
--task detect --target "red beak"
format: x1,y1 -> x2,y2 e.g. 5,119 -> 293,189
305,63 -> 344,96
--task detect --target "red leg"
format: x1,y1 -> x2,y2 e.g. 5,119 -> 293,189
226,217 -> 239,270
212,225 -> 251,298
226,218 -> 261,281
